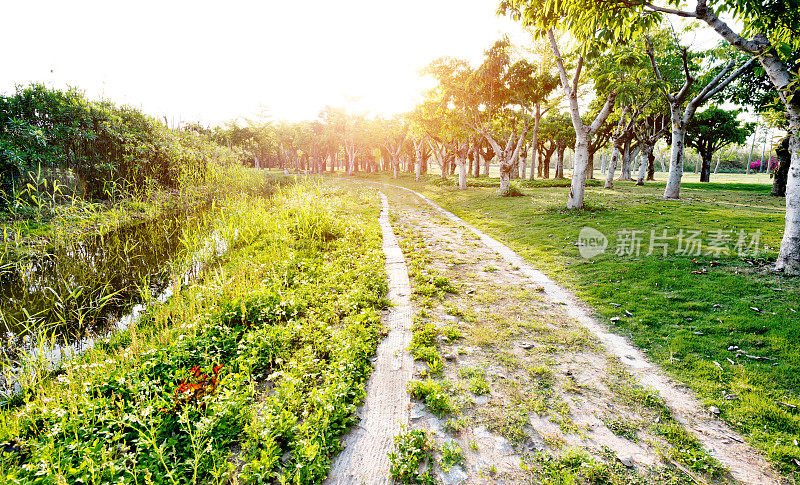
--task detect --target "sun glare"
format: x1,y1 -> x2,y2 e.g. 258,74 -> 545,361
1,0 -> 527,125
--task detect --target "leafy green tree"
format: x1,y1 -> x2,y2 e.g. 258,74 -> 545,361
685,107 -> 754,182
469,40 -> 548,195
546,112 -> 576,179
500,0 -> 800,273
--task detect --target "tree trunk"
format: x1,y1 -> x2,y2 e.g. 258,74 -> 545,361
543,152 -> 550,179
567,138 -> 590,208
773,136 -> 790,197
458,160 -> 467,190
600,153 -> 607,174
636,153 -> 647,185
699,151 -> 712,182
619,141 -> 632,181
529,131 -> 538,180
663,110 -> 687,199
555,147 -> 565,179
646,145 -> 656,181
499,173 -> 510,195
776,128 -> 800,274
605,148 -> 619,189
639,143 -> 654,184
415,160 -> 421,181
511,151 -> 520,179
474,145 -> 481,177
587,151 -> 595,179
393,164 -> 398,179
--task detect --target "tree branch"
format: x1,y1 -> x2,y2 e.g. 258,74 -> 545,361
643,2 -> 696,18
673,47 -> 695,103
547,29 -> 573,99
698,57 -> 757,104
589,91 -> 618,134
572,56 -> 584,95
644,36 -> 673,102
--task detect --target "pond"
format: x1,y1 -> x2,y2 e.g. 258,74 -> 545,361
0,199 -> 217,365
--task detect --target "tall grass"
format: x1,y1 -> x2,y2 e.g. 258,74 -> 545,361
0,179 -> 389,484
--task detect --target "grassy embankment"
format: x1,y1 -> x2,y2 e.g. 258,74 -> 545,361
0,165 -> 272,261
0,180 -> 389,484
351,172 -> 800,478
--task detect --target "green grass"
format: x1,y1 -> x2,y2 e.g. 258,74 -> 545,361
388,429 -> 436,485
0,180 -> 389,484
348,171 -> 800,479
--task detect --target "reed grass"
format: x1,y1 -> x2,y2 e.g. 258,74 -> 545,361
0,179 -> 389,484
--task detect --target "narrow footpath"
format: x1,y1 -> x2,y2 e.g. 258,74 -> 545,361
330,180 -> 782,484
327,193 -> 414,484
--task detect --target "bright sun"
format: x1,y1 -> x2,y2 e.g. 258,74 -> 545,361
1,0 -> 528,125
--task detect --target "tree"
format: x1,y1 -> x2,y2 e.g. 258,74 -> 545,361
544,32 -> 617,207
378,116 -> 409,179
418,57 -> 476,189
468,40 -> 543,195
644,36 -> 755,197
520,39 -> 562,180
634,111 -> 670,183
684,107 -> 754,182
545,112 -> 576,179
500,0 -> 800,273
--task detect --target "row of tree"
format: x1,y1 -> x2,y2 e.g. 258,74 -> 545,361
226,1 -> 795,274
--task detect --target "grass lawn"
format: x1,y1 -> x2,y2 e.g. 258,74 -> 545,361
348,171 -> 800,478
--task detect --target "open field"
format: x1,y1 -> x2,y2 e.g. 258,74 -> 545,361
340,172 -> 800,479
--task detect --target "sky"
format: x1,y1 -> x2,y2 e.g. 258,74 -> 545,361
1,0 -> 531,126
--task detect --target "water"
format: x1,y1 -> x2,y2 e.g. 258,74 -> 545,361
0,199 -> 216,362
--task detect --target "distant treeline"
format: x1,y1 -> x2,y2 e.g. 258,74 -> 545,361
0,84 -> 245,200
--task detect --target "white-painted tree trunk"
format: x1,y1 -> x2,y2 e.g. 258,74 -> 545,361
620,143 -> 633,181
457,160 -> 467,190
415,161 -> 421,181
638,144 -> 654,186
600,153 -> 607,175
605,148 -> 619,189
775,118 -> 800,274
499,170 -> 511,194
568,140 -> 590,208
663,121 -> 687,199
636,153 -> 647,185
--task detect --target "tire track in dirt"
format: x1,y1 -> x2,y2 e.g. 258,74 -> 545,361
372,181 -> 781,485
326,193 -> 414,485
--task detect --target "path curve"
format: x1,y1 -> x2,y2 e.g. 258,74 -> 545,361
326,192 -> 414,485
366,181 -> 781,485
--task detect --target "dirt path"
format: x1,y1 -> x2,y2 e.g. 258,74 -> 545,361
369,182 -> 781,485
326,193 -> 414,485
